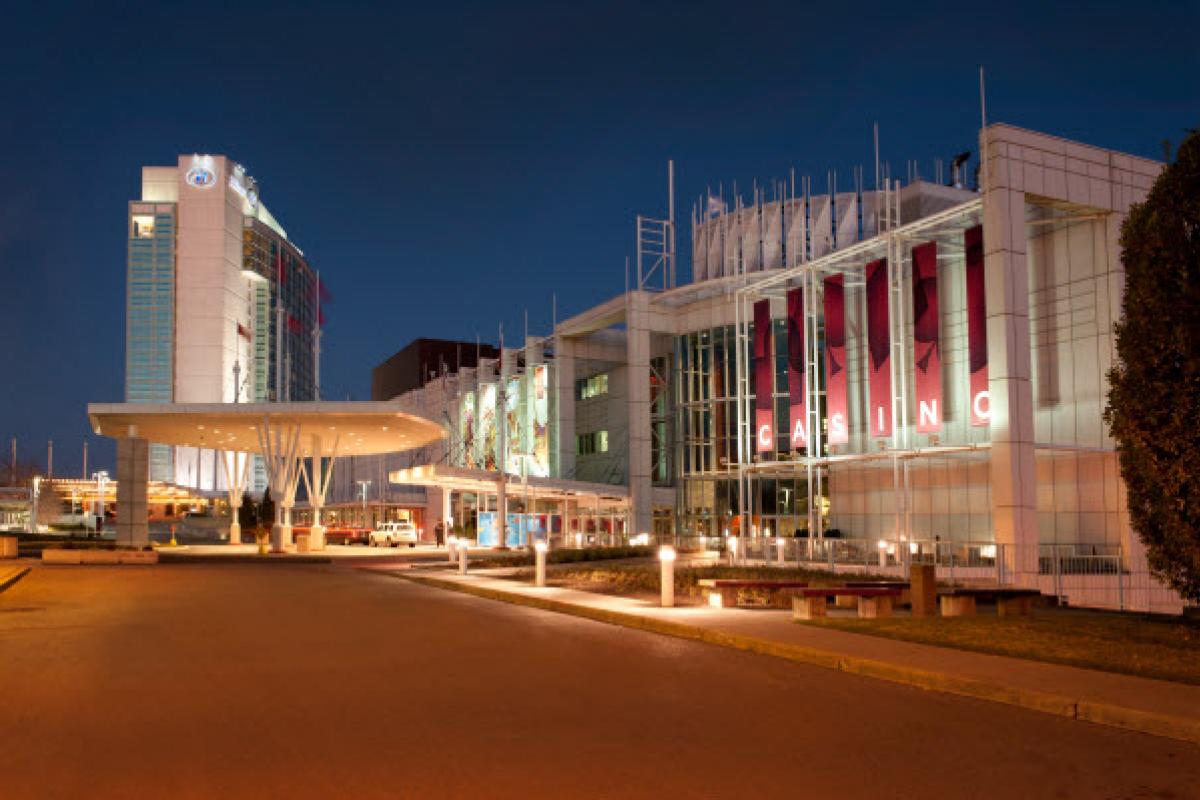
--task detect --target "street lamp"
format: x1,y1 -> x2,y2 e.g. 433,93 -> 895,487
29,476 -> 41,534
659,545 -> 676,607
92,470 -> 109,533
534,540 -> 548,587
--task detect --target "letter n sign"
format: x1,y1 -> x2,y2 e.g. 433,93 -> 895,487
912,241 -> 942,434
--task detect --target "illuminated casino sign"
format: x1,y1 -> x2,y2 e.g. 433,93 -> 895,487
185,166 -> 216,188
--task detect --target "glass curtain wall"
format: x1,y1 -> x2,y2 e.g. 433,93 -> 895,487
675,318 -> 824,540
126,205 -> 176,481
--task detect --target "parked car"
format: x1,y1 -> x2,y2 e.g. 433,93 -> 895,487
369,521 -> 419,548
325,526 -> 371,546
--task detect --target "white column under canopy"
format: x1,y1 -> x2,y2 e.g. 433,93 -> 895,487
298,433 -> 339,550
258,418 -> 303,553
218,449 -> 251,545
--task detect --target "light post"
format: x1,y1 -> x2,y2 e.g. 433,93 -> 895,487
92,470 -> 109,532
356,479 -> 372,529
534,540 -> 548,587
29,476 -> 41,534
459,537 -> 468,575
659,545 -> 676,607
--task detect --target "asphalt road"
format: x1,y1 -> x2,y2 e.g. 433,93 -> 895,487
1,565 -> 1196,799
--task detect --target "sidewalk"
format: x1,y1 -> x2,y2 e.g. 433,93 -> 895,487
397,569 -> 1200,746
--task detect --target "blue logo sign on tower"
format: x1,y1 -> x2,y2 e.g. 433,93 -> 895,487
185,167 -> 216,188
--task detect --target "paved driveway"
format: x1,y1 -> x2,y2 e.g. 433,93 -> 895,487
1,565 -> 1196,799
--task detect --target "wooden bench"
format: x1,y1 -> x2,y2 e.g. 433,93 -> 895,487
697,580 -> 809,609
938,587 -> 1041,617
791,587 -> 902,620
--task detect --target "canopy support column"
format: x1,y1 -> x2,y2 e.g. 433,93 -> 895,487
218,450 -> 251,545
299,433 -> 339,550
258,418 -> 303,553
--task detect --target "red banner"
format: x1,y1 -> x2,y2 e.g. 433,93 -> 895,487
823,275 -> 849,445
865,258 -> 892,438
753,299 -> 774,453
786,287 -> 806,450
965,225 -> 989,426
912,241 -> 942,434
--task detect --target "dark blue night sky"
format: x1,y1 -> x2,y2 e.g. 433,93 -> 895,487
1,1 -> 1196,476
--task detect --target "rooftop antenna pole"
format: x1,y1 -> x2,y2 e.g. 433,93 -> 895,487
552,292 -> 557,332
874,121 -> 881,234
668,159 -> 676,288
10,437 -> 15,484
979,65 -> 989,192
313,269 -> 321,400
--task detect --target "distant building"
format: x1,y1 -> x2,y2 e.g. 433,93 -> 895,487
372,339 -> 499,401
126,154 -> 323,489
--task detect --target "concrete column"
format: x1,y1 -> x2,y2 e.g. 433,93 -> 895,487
982,130 -> 1038,579
625,292 -> 654,540
310,504 -> 325,550
229,511 -> 242,545
282,503 -> 293,548
271,503 -> 285,553
554,335 -> 576,479
115,436 -> 150,548
496,479 -> 507,548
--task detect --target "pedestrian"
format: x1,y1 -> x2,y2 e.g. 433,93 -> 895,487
435,521 -> 445,547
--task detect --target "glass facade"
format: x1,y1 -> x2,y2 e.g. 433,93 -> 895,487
126,205 -> 176,481
243,223 -> 318,401
674,321 -> 824,539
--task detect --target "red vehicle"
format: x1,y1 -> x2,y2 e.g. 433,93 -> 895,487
323,526 -> 372,546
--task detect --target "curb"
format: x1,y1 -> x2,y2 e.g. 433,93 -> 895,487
0,566 -> 31,594
399,572 -> 1200,747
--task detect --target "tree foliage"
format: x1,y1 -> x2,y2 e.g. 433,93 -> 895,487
257,488 -> 275,530
1106,128 -> 1200,601
237,496 -> 258,530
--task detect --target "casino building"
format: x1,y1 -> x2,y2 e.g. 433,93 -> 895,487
380,123 -> 1183,613
126,155 -> 323,490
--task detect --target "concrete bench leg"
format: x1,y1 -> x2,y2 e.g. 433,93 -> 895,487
940,595 -> 976,617
858,596 -> 893,619
997,596 -> 1033,617
792,596 -> 827,620
773,590 -> 796,609
834,594 -> 858,610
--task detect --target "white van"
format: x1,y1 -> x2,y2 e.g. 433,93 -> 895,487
369,521 -> 419,548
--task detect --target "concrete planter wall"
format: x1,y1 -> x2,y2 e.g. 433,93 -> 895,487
42,549 -> 159,565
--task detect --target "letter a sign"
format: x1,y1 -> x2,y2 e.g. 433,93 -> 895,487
786,287 -> 806,449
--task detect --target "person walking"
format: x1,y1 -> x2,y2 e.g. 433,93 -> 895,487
435,521 -> 445,547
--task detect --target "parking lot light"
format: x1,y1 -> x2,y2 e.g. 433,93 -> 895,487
659,545 -> 676,607
534,540 -> 548,587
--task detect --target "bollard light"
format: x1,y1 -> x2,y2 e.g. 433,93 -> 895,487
534,540 -> 548,587
728,535 -> 739,566
447,535 -> 458,563
459,539 -> 468,575
877,538 -> 888,567
659,545 -> 676,608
